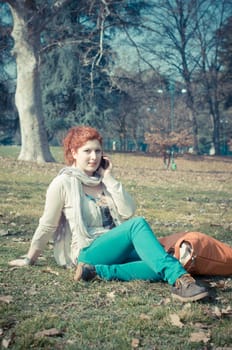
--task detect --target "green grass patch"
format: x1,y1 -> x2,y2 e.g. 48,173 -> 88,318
0,149 -> 232,349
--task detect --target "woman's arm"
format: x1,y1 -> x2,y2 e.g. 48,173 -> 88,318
98,157 -> 136,219
9,176 -> 65,267
102,174 -> 136,219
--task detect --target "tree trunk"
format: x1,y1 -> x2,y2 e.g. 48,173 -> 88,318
190,109 -> 199,154
9,5 -> 55,163
213,120 -> 221,155
184,83 -> 200,154
211,109 -> 221,155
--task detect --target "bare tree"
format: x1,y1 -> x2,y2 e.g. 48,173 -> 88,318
0,0 -> 75,162
139,0 -> 211,154
0,0 -> 116,162
1,0 -> 152,161
126,0 -> 232,154
195,0 -> 232,154
107,68 -> 163,151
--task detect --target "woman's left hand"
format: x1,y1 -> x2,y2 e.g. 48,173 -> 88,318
98,156 -> 112,177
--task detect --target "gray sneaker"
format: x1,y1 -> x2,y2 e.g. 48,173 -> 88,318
171,274 -> 208,302
74,263 -> 97,282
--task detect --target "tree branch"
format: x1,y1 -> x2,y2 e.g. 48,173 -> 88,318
90,0 -> 110,91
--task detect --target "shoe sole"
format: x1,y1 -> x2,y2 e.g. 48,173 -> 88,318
171,291 -> 209,302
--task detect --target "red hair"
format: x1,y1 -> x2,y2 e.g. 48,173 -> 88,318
63,126 -> 103,165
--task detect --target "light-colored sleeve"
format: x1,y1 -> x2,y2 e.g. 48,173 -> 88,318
29,176 -> 65,252
102,174 -> 136,219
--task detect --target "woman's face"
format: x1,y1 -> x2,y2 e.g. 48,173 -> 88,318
71,139 -> 103,175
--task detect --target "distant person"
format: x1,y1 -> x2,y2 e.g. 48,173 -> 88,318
112,140 -> 116,151
9,126 -> 208,302
163,148 -> 171,169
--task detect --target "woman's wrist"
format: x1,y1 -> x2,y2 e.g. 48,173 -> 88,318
24,257 -> 35,265
102,173 -> 117,186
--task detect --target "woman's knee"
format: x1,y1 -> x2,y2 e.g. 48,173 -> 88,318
129,216 -> 147,225
128,216 -> 151,232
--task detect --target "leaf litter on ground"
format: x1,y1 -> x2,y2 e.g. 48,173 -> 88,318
0,152 -> 232,349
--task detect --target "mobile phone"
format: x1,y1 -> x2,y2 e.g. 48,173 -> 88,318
100,157 -> 109,169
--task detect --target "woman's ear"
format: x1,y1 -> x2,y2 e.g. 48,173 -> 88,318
71,148 -> 77,160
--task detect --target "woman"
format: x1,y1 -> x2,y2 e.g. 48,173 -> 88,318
9,126 -> 208,302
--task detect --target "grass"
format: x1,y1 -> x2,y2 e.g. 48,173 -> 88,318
0,146 -> 232,349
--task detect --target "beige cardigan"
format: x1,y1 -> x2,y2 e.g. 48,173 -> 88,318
29,172 -> 136,267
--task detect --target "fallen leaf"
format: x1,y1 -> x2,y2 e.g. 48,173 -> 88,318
131,337 -> 140,348
35,328 -> 63,338
12,238 -> 25,242
2,337 -> 11,349
106,291 -> 116,300
210,280 -> 227,288
169,314 -> 184,328
190,331 -> 210,344
139,313 -> 151,320
182,303 -> 191,309
160,297 -> 171,305
221,306 -> 232,316
1,333 -> 14,349
213,306 -> 222,317
41,267 -> 59,276
117,286 -> 129,295
212,305 -> 232,318
0,295 -> 13,304
0,229 -> 9,236
154,297 -> 171,306
193,322 -> 210,330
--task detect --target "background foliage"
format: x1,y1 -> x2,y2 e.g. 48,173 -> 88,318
0,0 -> 232,155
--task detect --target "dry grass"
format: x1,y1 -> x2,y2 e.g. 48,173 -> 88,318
0,148 -> 232,350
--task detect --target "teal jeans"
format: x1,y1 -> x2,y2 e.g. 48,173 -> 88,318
78,217 -> 186,285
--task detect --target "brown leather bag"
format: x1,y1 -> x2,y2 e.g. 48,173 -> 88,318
159,231 -> 232,276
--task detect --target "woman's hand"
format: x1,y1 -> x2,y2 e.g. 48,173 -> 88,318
98,155 -> 112,177
8,258 -> 31,267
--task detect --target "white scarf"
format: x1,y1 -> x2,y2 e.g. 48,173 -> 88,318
58,166 -> 102,239
54,166 -> 120,266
